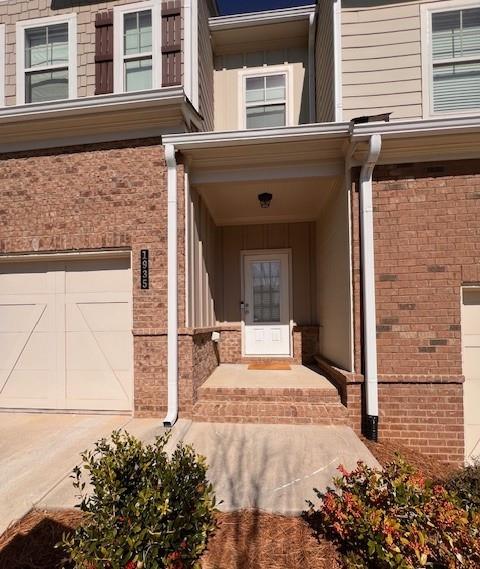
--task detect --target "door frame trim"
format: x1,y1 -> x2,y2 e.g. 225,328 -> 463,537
240,248 -> 293,358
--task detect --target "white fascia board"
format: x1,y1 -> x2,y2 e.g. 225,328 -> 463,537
163,122 -> 351,149
0,87 -> 186,124
209,5 -> 316,30
352,115 -> 480,140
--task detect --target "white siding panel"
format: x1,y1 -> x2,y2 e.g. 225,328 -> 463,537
342,1 -> 423,120
198,0 -> 214,130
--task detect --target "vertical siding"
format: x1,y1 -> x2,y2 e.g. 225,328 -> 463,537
341,1 -> 423,121
316,184 -> 352,371
197,0 -> 214,131
217,222 -> 317,325
188,188 -> 217,328
315,0 -> 335,122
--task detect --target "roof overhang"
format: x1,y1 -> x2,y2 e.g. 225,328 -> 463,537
164,115 -> 480,174
209,5 -> 316,31
0,87 -> 201,153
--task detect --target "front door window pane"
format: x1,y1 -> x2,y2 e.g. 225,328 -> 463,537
252,261 -> 281,323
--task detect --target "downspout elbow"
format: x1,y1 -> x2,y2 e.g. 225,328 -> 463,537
359,134 -> 382,441
163,143 -> 178,428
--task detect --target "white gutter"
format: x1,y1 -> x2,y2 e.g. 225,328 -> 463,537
359,134 -> 382,441
163,144 -> 179,427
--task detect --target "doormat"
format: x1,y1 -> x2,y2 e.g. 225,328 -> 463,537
248,362 -> 291,371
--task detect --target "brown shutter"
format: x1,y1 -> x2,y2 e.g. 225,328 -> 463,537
95,11 -> 114,95
162,1 -> 182,87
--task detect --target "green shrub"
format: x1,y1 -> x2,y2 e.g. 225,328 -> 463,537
306,459 -> 480,569
61,430 -> 217,569
445,458 -> 480,512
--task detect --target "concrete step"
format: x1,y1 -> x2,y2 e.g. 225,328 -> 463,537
197,385 -> 342,404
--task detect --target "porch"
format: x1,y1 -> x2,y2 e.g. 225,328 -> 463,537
174,127 -> 357,423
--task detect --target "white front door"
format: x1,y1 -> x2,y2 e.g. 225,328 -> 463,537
243,251 -> 291,356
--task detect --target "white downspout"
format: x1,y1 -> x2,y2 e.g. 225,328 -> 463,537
359,134 -> 382,441
308,11 -> 316,123
163,143 -> 178,427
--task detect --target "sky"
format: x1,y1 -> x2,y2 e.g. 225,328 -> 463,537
217,0 -> 313,15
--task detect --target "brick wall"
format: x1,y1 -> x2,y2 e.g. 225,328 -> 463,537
350,160 -> 480,463
0,139 -> 184,417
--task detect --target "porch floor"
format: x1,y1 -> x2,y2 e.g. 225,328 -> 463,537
203,364 -> 336,390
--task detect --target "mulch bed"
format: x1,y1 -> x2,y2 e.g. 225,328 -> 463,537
361,437 -> 459,482
0,509 -> 341,569
0,442 -> 458,569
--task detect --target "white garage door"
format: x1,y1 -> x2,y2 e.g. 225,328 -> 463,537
0,256 -> 133,412
462,288 -> 480,462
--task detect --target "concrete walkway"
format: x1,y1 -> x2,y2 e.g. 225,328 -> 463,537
0,414 -> 378,534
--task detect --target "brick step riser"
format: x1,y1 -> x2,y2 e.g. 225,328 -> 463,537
191,401 -> 352,426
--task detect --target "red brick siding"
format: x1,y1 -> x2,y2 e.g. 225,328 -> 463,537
350,160 -> 479,462
0,139 -> 185,417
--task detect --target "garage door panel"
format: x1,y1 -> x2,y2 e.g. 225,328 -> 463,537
66,371 -> 130,409
66,302 -> 132,332
465,425 -> 480,461
66,258 -> 131,293
463,347 -> 480,382
0,264 -> 54,294
462,288 -> 480,462
0,256 -> 133,413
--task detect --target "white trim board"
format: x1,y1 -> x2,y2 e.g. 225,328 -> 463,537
16,13 -> 77,106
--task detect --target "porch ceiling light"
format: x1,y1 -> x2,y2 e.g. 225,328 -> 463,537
258,192 -> 272,208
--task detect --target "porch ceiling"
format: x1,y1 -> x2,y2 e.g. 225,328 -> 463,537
196,176 -> 339,225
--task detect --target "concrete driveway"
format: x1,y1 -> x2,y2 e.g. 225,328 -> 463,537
0,415 -> 378,535
0,413 -> 166,535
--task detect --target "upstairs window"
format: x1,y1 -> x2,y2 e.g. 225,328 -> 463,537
16,15 -> 77,105
244,73 -> 287,129
113,1 -> 161,94
426,3 -> 480,113
123,10 -> 152,91
25,24 -> 69,103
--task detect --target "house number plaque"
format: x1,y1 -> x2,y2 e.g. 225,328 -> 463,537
140,249 -> 149,290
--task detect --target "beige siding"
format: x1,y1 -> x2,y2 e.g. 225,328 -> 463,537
316,184 -> 352,371
214,46 -> 309,131
341,0 -> 423,121
0,0 -> 181,106
187,187 -> 217,328
216,222 -> 317,325
197,0 -> 214,130
315,0 -> 335,122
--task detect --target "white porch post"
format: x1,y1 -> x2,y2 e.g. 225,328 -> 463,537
359,133 -> 382,440
163,143 -> 178,427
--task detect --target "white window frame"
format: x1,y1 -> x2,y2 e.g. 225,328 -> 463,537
113,0 -> 162,94
238,65 -> 294,130
16,14 -> 77,106
0,23 -> 5,106
421,0 -> 480,118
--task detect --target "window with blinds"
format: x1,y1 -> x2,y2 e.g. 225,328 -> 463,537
431,7 -> 480,112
